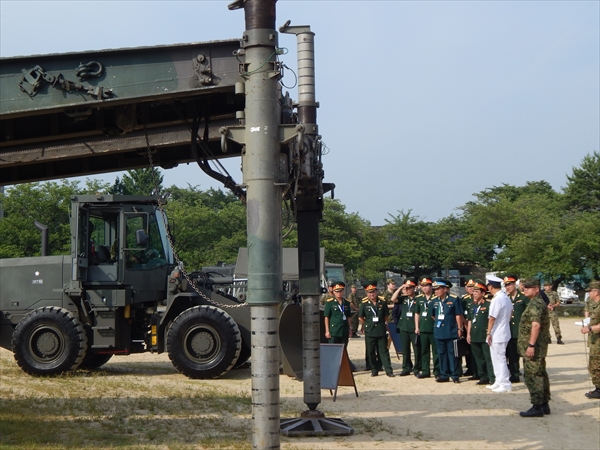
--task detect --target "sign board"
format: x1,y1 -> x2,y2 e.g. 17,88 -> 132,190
320,344 -> 358,401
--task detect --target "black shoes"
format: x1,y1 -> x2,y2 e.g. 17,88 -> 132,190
371,372 -> 379,377
520,405 -> 544,417
585,388 -> 600,399
452,378 -> 460,384
476,379 -> 490,385
436,377 -> 449,383
417,373 -> 430,379
386,373 -> 395,378
467,376 -> 480,381
509,375 -> 521,383
556,338 -> 565,345
399,371 -> 411,377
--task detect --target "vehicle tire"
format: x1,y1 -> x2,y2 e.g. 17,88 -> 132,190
233,342 -> 251,369
167,305 -> 241,379
79,352 -> 113,370
12,306 -> 88,376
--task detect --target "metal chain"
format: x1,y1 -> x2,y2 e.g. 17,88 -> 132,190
142,113 -> 248,309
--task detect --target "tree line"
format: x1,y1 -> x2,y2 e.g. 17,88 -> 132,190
1,152 -> 598,288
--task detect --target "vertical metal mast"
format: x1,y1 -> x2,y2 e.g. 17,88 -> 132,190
279,22 -> 352,437
231,0 -> 282,449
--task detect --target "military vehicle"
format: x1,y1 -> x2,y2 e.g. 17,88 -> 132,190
0,194 -> 250,378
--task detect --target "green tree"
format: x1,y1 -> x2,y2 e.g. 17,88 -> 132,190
563,151 -> 600,212
319,199 -> 374,277
111,168 -> 163,195
0,179 -> 111,258
165,186 -> 246,269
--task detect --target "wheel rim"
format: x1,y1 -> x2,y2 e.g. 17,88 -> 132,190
182,324 -> 222,365
27,323 -> 67,365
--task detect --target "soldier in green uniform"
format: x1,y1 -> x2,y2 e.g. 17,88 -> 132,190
392,278 -> 421,376
581,281 -> 600,399
543,281 -> 564,344
359,282 -> 395,377
347,284 -> 361,338
518,278 -> 551,417
461,279 -> 477,378
415,276 -> 440,379
324,281 -> 357,372
503,274 -> 529,383
466,279 -> 495,385
324,282 -> 352,345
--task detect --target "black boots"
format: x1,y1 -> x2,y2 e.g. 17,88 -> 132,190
585,387 -> 600,399
519,404 -> 545,417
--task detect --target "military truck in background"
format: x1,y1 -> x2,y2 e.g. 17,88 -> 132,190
0,194 -> 250,379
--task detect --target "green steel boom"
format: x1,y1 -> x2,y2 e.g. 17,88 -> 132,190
0,39 -> 244,184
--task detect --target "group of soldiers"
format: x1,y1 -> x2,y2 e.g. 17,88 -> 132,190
322,275 -> 600,417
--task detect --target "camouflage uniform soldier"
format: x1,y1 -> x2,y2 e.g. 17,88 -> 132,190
504,274 -> 530,383
382,278 -> 397,307
518,278 -> 551,417
543,281 -> 564,344
581,281 -> 600,399
320,280 -> 335,306
347,284 -> 361,338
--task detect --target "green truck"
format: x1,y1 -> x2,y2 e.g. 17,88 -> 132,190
0,194 -> 250,378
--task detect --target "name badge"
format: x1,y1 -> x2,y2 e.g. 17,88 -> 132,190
438,314 -> 445,320
372,317 -> 379,323
473,318 -> 477,323
422,312 -> 427,317
407,312 -> 413,317
342,314 -> 346,321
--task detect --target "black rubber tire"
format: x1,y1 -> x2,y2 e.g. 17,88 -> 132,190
167,305 -> 241,379
79,352 -> 113,370
233,342 -> 251,369
12,306 -> 88,376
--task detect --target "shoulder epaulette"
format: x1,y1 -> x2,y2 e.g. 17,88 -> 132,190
378,295 -> 385,301
362,298 -> 369,303
326,298 -> 335,302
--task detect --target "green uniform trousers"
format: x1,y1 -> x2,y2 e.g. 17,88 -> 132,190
549,310 -> 562,339
365,334 -> 393,375
419,332 -> 439,377
506,337 -> 521,378
400,330 -> 421,374
589,345 -> 600,386
523,356 -> 551,405
471,341 -> 495,383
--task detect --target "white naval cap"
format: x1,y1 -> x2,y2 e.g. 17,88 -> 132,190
486,275 -> 503,285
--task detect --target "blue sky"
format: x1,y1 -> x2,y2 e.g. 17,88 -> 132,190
1,1 -> 598,225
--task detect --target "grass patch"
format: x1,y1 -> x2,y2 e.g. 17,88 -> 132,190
0,351 -> 253,449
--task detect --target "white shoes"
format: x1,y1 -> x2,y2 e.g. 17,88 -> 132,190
486,383 -> 499,390
492,386 -> 512,393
